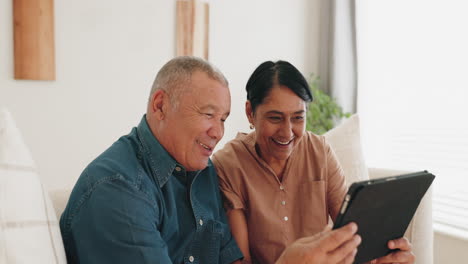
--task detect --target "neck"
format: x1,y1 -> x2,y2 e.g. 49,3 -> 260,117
270,161 -> 287,181
255,144 -> 287,181
146,114 -> 168,152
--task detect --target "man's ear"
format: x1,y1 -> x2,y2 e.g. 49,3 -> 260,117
245,101 -> 254,124
150,90 -> 167,120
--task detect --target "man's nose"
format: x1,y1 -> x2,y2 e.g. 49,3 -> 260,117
208,121 -> 224,140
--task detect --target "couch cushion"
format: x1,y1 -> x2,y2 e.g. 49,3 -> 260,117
49,189 -> 71,220
324,114 -> 369,185
0,108 -> 66,263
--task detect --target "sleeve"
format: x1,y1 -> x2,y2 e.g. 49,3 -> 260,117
323,137 -> 348,221
69,176 -> 173,264
212,167 -> 244,264
212,154 -> 246,211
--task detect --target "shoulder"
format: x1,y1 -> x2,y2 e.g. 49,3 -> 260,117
62,132 -> 157,220
85,132 -> 146,187
289,131 -> 339,172
296,131 -> 329,154
212,132 -> 253,169
304,131 -> 326,144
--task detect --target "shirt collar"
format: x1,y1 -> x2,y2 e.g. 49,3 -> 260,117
136,115 -> 211,187
237,131 -> 260,160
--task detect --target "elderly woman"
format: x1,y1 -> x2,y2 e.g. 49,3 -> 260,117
212,60 -> 415,264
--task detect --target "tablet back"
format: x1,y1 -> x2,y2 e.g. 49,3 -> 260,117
333,171 -> 435,264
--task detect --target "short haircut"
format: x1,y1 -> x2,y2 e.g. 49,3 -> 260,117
149,56 -> 229,109
246,60 -> 313,113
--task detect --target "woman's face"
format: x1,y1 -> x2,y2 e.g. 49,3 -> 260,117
248,85 -> 307,165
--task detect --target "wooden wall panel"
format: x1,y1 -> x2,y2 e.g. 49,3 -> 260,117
13,0 -> 55,80
203,4 -> 209,60
176,0 -> 209,60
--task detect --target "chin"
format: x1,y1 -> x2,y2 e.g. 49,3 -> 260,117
189,161 -> 209,171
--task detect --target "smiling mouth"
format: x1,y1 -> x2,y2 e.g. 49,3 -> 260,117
197,140 -> 213,151
272,138 -> 294,146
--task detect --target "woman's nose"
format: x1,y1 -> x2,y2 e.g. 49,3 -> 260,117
279,121 -> 293,138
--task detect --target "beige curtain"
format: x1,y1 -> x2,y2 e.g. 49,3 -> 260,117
318,0 -> 358,114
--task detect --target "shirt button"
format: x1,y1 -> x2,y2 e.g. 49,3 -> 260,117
199,219 -> 203,226
279,185 -> 285,190
281,201 -> 286,206
189,256 -> 194,262
175,166 -> 181,172
284,216 -> 289,221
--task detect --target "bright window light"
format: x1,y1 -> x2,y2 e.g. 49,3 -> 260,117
356,0 -> 468,238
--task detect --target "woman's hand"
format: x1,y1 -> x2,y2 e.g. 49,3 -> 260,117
368,237 -> 415,264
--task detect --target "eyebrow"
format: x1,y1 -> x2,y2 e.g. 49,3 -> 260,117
266,110 -> 305,115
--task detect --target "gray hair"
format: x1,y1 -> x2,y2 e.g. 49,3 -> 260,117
148,56 -> 228,109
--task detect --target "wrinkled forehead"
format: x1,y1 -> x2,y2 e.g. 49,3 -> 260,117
184,71 -> 228,91
186,73 -> 231,110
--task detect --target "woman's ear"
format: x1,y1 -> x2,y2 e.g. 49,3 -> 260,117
245,101 -> 254,125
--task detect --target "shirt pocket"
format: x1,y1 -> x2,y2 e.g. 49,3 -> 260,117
297,179 -> 328,235
193,219 -> 224,263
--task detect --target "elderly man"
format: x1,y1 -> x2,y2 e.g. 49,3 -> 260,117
60,56 -> 362,264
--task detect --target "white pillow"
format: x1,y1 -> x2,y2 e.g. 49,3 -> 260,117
324,114 -> 369,186
0,108 -> 66,263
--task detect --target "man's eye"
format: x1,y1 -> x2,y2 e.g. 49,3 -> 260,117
294,116 -> 304,120
204,113 -> 214,118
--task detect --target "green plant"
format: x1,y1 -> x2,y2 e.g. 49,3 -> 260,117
306,75 -> 351,134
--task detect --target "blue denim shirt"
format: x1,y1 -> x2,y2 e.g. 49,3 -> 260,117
60,116 -> 242,264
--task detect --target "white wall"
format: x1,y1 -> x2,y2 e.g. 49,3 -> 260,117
434,233 -> 468,264
0,0 -> 321,190
210,0 -> 322,149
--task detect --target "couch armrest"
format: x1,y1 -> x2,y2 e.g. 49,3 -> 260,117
368,168 -> 433,264
368,168 -> 412,180
49,188 -> 72,220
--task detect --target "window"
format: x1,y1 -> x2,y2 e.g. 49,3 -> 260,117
356,0 -> 468,239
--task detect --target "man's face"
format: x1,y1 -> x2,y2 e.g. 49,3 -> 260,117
163,71 -> 231,171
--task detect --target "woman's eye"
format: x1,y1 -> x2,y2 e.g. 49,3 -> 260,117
292,116 -> 305,123
268,116 -> 282,122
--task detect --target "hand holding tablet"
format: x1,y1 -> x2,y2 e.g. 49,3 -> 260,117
333,171 -> 435,264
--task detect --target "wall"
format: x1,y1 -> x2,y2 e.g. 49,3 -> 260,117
434,232 -> 468,264
0,0 -> 321,190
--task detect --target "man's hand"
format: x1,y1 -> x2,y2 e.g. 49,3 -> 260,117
368,237 -> 415,264
275,223 -> 361,264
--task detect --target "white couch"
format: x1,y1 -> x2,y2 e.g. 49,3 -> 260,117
1,109 -> 433,264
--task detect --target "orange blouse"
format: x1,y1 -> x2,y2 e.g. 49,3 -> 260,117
212,131 -> 347,264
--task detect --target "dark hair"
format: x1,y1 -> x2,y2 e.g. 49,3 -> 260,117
246,60 -> 313,113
